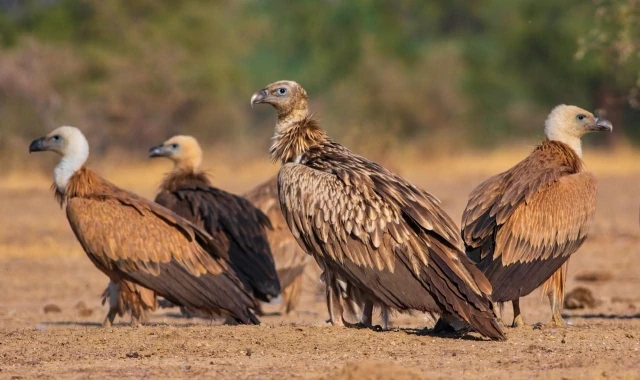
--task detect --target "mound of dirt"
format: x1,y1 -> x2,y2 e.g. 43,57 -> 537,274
564,287 -> 597,309
322,361 -> 425,380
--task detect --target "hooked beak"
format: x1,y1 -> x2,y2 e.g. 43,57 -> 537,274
148,144 -> 166,158
592,117 -> 613,132
250,89 -> 268,107
29,137 -> 48,153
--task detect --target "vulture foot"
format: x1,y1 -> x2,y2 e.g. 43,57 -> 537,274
511,315 -> 527,328
342,320 -> 382,331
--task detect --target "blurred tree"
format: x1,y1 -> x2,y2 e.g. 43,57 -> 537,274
0,0 -> 638,162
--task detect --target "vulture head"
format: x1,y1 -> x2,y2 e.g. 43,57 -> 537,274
149,135 -> 203,171
251,80 -> 309,121
29,126 -> 90,192
544,105 -> 613,157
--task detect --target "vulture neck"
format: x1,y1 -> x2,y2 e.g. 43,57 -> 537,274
161,167 -> 212,192
53,167 -> 103,207
546,133 -> 582,158
271,104 -> 327,164
54,143 -> 89,193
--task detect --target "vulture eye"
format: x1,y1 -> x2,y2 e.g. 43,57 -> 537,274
577,114 -> 586,120
171,144 -> 178,149
277,88 -> 287,95
52,135 -> 60,141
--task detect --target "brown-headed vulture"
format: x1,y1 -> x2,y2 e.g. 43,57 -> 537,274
251,81 -> 505,340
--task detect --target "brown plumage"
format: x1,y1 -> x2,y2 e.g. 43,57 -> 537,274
251,80 -> 505,340
243,176 -> 311,314
29,127 -> 260,326
461,105 -> 611,327
149,136 -> 281,304
243,176 -> 380,322
101,280 -> 156,327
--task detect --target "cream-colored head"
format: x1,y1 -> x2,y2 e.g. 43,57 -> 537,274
29,126 -> 90,192
544,105 -> 613,157
148,135 -> 203,171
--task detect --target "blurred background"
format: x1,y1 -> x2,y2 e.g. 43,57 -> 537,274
0,0 -> 639,171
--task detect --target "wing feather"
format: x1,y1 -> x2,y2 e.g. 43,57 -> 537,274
155,185 -> 281,302
278,160 -> 504,339
66,195 -> 259,324
462,143 -> 597,302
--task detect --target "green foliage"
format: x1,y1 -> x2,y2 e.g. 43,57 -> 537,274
0,0 -> 638,158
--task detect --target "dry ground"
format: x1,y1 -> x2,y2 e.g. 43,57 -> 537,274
1,149 -> 640,379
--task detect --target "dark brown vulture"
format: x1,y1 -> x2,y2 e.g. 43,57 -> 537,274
29,126 -> 260,326
460,105 -> 611,327
243,176 -> 311,314
148,135 -> 281,305
251,81 -> 505,340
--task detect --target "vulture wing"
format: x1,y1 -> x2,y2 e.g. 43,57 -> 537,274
155,185 -> 281,302
66,189 -> 259,324
462,142 -> 597,302
278,152 -> 504,340
243,177 -> 310,290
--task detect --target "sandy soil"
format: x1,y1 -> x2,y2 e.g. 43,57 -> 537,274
1,168 -> 639,379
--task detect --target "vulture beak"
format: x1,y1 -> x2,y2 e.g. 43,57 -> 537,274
29,137 -> 48,153
250,89 -> 268,107
148,144 -> 166,158
592,117 -> 613,132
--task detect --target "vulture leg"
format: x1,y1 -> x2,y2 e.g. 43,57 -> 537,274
326,280 -> 345,327
544,261 -> 568,327
547,292 -> 566,327
511,299 -> 526,328
380,306 -> 389,331
102,280 -> 120,327
130,314 -> 141,327
282,274 -> 304,315
103,308 -> 118,328
360,300 -> 374,326
356,300 -> 383,331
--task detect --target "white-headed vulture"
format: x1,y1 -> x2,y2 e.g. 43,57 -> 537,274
460,105 -> 611,327
29,126 -> 260,325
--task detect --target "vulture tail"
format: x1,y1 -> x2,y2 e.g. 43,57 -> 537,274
125,259 -> 260,325
228,242 -> 281,302
426,243 -> 506,341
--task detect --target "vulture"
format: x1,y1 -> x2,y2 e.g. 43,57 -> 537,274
251,80 -> 505,340
148,135 -> 281,305
460,105 -> 611,327
29,126 -> 260,326
243,176 -> 311,314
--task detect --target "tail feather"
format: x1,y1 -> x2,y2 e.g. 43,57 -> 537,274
427,243 -> 506,341
541,259 -> 569,308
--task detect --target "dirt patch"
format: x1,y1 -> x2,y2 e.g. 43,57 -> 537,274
323,361 -> 425,380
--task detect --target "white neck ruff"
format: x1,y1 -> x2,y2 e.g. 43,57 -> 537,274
545,129 -> 582,158
54,138 -> 89,192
